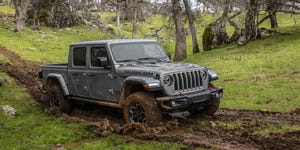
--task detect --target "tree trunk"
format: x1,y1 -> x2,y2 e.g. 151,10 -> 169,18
245,0 -> 258,41
116,0 -> 120,27
183,0 -> 199,54
172,0 -> 186,61
216,0 -> 230,45
131,0 -> 138,38
269,12 -> 278,28
267,0 -> 279,29
13,0 -> 31,31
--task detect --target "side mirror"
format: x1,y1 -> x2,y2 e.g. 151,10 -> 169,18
97,57 -> 110,68
167,52 -> 171,60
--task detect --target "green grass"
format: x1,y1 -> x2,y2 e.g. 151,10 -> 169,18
186,25 -> 300,112
70,135 -> 187,150
0,72 -> 96,149
0,5 -> 15,14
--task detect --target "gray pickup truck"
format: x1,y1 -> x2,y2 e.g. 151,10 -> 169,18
39,39 -> 223,125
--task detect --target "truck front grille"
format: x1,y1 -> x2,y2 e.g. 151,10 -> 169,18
171,70 -> 203,92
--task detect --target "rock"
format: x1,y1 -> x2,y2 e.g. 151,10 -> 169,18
1,105 -> 17,117
41,33 -> 48,39
99,118 -> 110,131
209,121 -> 217,128
5,78 -> 11,84
101,130 -> 111,137
260,30 -> 270,39
237,36 -> 247,46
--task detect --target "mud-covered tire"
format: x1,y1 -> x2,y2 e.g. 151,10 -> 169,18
123,92 -> 162,126
202,97 -> 220,116
190,98 -> 220,116
49,84 -> 72,115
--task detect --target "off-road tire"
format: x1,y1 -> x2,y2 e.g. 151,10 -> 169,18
49,84 -> 72,115
123,92 -> 162,126
190,98 -> 220,116
202,97 -> 220,116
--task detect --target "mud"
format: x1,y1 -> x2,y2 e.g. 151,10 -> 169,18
216,108 -> 300,125
0,47 -> 43,102
0,46 -> 299,150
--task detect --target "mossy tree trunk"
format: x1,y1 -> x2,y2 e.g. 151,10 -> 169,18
245,0 -> 259,41
13,0 -> 31,31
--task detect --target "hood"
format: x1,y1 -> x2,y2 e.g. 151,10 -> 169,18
116,62 -> 204,77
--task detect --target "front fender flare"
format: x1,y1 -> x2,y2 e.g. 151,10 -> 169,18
119,76 -> 162,106
123,76 -> 161,90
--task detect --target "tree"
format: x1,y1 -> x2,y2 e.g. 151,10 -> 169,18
267,0 -> 279,28
12,0 -> 31,31
244,0 -> 259,42
172,0 -> 186,61
183,0 -> 200,54
116,0 -> 121,27
201,0 -> 234,51
131,0 -> 138,38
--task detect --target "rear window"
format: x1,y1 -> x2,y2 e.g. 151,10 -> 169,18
73,47 -> 86,66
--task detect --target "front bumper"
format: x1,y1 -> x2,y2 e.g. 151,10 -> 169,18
156,87 -> 223,112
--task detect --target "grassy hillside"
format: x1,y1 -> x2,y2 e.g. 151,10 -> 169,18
0,8 -> 299,111
0,72 -> 96,149
187,25 -> 300,111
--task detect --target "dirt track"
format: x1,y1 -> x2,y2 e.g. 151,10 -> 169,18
0,46 -> 299,150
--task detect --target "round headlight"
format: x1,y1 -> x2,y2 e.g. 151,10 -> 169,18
201,70 -> 208,80
163,75 -> 174,86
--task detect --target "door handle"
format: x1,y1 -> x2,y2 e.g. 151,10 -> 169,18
86,73 -> 95,77
72,72 -> 79,75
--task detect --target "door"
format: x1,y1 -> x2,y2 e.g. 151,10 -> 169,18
87,46 -> 116,101
68,46 -> 90,98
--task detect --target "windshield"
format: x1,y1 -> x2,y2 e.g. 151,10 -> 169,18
110,42 -> 168,62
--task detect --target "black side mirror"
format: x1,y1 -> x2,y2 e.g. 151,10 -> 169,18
97,57 -> 110,68
167,52 -> 171,60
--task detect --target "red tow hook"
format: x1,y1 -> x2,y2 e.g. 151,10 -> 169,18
208,85 -> 213,91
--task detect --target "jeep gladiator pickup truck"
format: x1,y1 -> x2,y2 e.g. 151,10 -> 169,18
40,39 -> 223,125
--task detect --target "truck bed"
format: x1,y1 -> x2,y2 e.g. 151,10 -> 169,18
40,63 -> 68,85
42,63 -> 68,68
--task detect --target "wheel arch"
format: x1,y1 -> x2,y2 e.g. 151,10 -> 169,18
45,73 -> 69,96
119,76 -> 161,106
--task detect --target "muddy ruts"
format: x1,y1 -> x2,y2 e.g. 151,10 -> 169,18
0,61 -> 43,102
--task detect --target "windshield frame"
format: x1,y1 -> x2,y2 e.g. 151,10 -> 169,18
109,41 -> 169,63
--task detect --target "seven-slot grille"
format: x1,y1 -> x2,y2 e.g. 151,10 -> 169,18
171,70 -> 203,92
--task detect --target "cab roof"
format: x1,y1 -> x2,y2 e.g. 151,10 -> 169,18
70,39 -> 157,46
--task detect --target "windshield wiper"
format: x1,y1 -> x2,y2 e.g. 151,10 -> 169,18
137,57 -> 164,62
117,59 -> 143,63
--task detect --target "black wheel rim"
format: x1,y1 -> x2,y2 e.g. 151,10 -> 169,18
129,104 -> 146,123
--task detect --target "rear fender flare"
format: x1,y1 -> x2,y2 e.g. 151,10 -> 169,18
46,73 -> 69,96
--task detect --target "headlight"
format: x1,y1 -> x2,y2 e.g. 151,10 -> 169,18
163,75 -> 174,86
208,69 -> 218,81
201,69 -> 208,80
